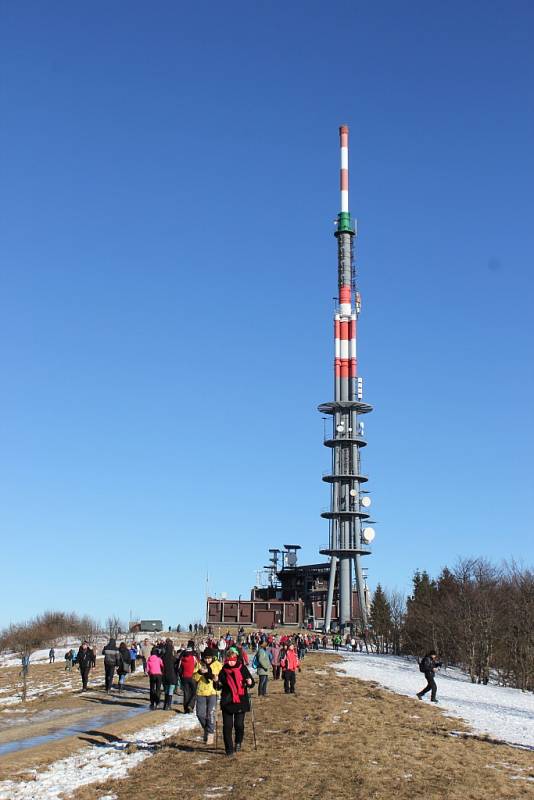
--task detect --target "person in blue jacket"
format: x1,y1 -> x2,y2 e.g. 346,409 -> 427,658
129,643 -> 138,673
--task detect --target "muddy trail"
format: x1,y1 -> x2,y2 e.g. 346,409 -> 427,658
0,660 -> 158,778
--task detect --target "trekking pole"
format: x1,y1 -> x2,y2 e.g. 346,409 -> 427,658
215,691 -> 220,752
249,695 -> 258,751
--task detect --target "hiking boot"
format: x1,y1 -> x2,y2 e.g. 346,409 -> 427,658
416,693 -> 423,700
225,750 -> 235,758
431,698 -> 439,703
235,743 -> 242,752
206,733 -> 214,745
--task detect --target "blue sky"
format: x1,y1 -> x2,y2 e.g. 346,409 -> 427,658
1,1 -> 533,628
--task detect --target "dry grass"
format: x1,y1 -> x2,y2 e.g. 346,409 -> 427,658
70,653 -> 534,800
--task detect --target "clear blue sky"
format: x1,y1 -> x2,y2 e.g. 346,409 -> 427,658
1,1 -> 533,628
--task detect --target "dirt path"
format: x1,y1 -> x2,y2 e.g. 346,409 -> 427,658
0,664 -> 154,781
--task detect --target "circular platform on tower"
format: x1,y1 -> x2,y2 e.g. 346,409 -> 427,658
319,545 -> 372,557
324,436 -> 367,448
322,472 -> 368,483
320,509 -> 371,520
318,400 -> 373,415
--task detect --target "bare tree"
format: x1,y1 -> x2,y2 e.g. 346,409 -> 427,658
0,611 -> 100,701
0,622 -> 50,701
387,590 -> 406,656
106,615 -> 125,640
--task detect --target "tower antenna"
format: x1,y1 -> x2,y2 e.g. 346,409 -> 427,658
318,125 -> 375,633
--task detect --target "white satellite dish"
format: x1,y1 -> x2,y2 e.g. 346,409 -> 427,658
361,496 -> 372,508
362,527 -> 375,543
336,424 -> 345,433
349,489 -> 357,497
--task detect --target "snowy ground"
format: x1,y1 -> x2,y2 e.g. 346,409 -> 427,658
0,672 -> 103,707
0,637 -> 109,668
0,712 -> 199,799
336,651 -> 534,749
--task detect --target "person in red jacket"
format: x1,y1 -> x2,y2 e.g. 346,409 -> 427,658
178,641 -> 198,713
280,642 -> 300,695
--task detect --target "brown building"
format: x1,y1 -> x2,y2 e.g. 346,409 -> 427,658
206,547 -> 368,630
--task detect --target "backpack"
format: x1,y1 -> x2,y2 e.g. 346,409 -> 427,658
419,656 -> 430,673
251,654 -> 258,670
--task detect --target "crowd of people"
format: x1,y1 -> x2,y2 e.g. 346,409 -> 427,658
65,629 -> 311,756
51,628 -> 441,755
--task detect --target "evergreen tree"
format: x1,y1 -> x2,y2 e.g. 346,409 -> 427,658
402,570 -> 437,655
370,584 -> 393,653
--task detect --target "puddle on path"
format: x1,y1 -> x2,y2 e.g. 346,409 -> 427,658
0,705 -> 150,756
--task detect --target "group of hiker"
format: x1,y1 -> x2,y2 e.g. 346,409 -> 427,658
42,627 -> 442,755
99,631 -> 303,756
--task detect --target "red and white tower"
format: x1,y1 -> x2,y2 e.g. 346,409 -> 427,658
319,125 -> 374,632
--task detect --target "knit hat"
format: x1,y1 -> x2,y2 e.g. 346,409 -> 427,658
202,647 -> 216,660
187,640 -> 195,649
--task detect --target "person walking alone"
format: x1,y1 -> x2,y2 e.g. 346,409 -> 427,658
193,647 -> 222,744
76,642 -> 94,691
214,649 -> 254,757
146,648 -> 164,709
417,651 -> 440,703
49,648 -> 55,664
281,642 -> 300,695
254,641 -> 271,697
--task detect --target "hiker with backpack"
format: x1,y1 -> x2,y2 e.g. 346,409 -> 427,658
253,640 -> 271,697
214,648 -> 255,757
193,647 -> 222,744
417,650 -> 441,703
102,638 -> 120,692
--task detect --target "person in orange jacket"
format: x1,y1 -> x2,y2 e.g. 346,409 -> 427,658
280,641 -> 300,695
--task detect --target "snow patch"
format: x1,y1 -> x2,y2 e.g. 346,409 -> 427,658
337,652 -> 534,749
0,712 -> 198,799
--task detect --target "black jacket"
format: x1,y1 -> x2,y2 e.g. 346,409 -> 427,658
421,655 -> 435,676
162,646 -> 179,684
118,646 -> 132,675
102,640 -> 120,667
77,647 -> 94,671
215,662 -> 255,713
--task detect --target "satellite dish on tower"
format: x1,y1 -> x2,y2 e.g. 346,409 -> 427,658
362,527 -> 375,543
361,496 -> 372,507
349,489 -> 357,497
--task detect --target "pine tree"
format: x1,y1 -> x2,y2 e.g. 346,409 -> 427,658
401,570 -> 437,656
370,584 -> 393,653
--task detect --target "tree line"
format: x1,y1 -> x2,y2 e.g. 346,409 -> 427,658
369,558 -> 534,692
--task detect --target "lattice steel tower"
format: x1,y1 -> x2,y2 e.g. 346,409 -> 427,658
319,125 -> 374,632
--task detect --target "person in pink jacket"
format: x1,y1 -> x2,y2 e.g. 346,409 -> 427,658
280,642 -> 300,695
146,651 -> 164,710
